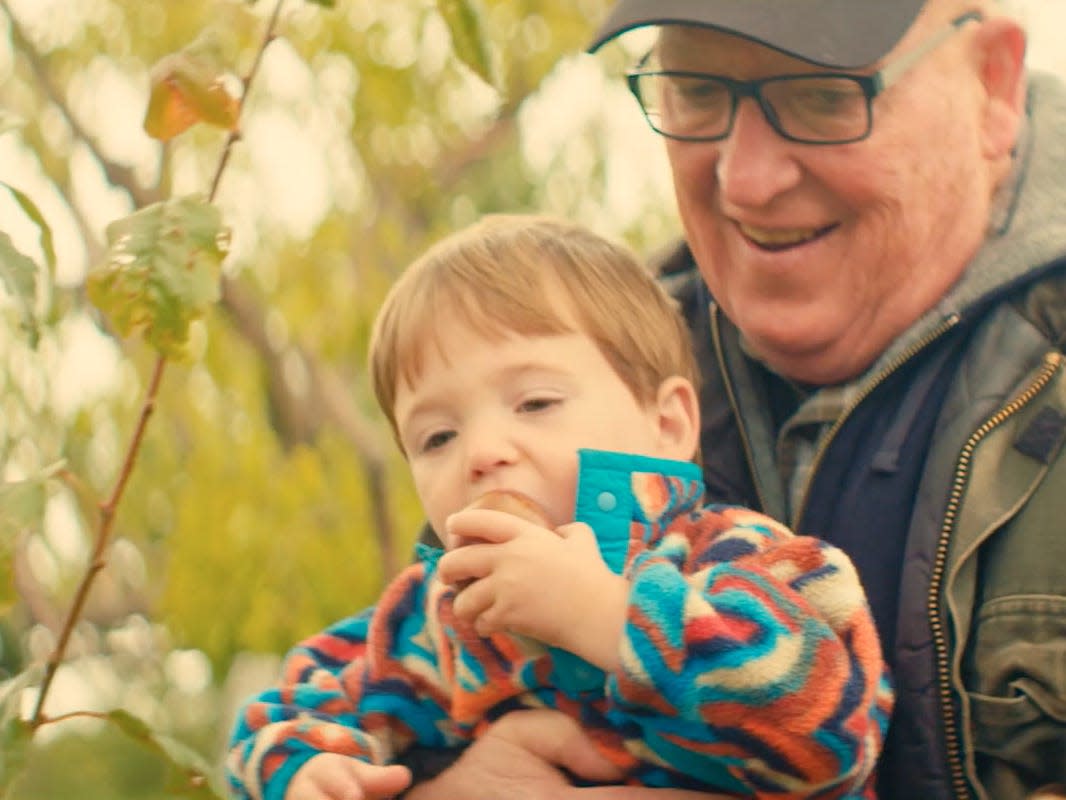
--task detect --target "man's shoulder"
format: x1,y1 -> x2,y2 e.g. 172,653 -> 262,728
1010,257 -> 1066,351
651,239 -> 697,286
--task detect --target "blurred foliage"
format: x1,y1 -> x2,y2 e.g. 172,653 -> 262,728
0,0 -> 678,795
8,721 -> 219,800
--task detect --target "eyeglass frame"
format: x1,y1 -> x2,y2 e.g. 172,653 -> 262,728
625,10 -> 983,145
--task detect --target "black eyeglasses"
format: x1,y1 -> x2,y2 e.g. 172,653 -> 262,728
626,11 -> 982,145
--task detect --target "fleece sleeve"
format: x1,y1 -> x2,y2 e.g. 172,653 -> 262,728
224,565 -> 458,800
607,504 -> 893,798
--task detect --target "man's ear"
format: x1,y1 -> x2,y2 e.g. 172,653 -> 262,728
653,376 -> 701,462
973,16 -> 1027,160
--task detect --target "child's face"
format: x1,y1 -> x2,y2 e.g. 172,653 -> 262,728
393,324 -> 670,538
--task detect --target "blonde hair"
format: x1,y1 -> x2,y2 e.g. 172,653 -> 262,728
369,214 -> 698,444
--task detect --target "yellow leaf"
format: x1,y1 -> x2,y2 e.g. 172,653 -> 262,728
143,52 -> 240,141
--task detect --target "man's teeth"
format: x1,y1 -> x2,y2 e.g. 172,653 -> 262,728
739,225 -> 822,247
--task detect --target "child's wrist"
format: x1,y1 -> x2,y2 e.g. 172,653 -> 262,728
562,573 -> 628,671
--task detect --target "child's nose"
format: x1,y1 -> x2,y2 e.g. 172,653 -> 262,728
464,424 -> 517,481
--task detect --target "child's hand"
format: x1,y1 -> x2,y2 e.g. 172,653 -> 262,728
437,507 -> 628,670
285,753 -> 411,800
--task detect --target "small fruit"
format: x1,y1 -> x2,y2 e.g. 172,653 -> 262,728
466,489 -> 551,527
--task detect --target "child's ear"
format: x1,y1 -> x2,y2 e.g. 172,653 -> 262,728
652,376 -> 700,462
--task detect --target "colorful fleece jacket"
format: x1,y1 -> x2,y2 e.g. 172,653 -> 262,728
226,449 -> 893,799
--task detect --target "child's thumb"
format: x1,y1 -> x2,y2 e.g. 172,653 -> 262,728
554,522 -> 604,563
554,521 -> 595,542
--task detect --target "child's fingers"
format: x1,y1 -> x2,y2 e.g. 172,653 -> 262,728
313,767 -> 363,800
287,754 -> 411,800
553,521 -> 595,542
286,754 -> 362,800
451,576 -> 496,631
445,507 -> 543,545
346,761 -> 412,798
436,543 -> 494,587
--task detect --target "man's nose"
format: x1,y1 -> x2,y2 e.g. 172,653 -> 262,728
715,98 -> 803,209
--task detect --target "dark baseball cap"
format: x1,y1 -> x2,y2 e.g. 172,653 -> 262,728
587,0 -> 929,68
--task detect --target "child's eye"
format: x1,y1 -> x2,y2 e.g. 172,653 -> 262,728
518,396 -> 560,414
421,430 -> 456,452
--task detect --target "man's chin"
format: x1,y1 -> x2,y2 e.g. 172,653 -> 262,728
742,330 -> 862,386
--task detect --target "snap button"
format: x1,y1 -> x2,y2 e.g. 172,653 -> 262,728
596,491 -> 617,512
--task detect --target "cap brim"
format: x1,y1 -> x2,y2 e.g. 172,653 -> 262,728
587,0 -> 927,69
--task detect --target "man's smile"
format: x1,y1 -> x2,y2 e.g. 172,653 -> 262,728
737,222 -> 838,252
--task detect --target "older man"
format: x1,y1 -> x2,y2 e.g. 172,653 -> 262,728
406,1 -> 1066,798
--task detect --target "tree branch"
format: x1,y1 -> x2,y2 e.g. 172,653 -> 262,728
219,277 -> 398,574
30,356 -> 167,727
24,0 -> 290,727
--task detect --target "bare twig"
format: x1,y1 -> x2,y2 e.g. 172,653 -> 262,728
31,710 -> 111,729
30,356 -> 166,727
207,0 -> 283,201
25,0 -> 288,727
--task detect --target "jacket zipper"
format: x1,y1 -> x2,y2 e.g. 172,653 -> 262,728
928,350 -> 1064,800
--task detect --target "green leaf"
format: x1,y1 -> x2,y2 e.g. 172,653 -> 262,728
304,0 -> 336,6
0,232 -> 41,348
0,480 -> 47,534
0,667 -> 42,796
1,182 -> 56,273
0,717 -> 33,796
437,0 -> 496,88
106,710 -> 225,798
86,196 -> 229,360
0,463 -> 63,541
0,667 -> 41,722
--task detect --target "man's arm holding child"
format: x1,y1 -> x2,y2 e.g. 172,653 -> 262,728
403,709 -> 723,800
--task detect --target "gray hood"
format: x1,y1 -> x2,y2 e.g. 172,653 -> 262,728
871,71 -> 1066,375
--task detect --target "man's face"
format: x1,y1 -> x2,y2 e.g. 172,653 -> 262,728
659,10 -> 999,384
